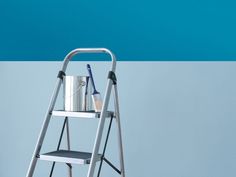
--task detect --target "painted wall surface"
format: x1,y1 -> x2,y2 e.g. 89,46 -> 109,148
1,62 -> 236,177
0,0 -> 236,60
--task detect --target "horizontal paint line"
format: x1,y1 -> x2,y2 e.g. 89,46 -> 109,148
1,59 -> 236,61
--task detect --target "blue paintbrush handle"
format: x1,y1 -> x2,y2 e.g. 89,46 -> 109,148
87,64 -> 99,94
85,76 -> 89,95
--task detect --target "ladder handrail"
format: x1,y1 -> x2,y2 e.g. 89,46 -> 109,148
61,48 -> 116,73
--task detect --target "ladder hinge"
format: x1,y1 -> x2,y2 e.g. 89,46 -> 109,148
108,71 -> 117,85
57,70 -> 66,80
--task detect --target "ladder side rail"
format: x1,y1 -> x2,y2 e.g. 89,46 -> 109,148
87,78 -> 113,177
66,118 -> 72,177
26,78 -> 63,177
113,84 -> 126,177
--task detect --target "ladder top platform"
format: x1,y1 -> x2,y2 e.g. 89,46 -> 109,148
52,110 -> 114,119
40,150 -> 102,165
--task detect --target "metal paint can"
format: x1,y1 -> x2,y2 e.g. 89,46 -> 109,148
63,76 -> 92,112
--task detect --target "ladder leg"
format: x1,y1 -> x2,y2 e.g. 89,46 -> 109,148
87,79 -> 113,177
49,117 -> 68,177
66,118 -> 72,177
26,78 -> 63,177
113,85 -> 125,177
97,116 -> 114,177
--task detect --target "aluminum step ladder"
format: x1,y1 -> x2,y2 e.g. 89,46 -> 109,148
26,48 -> 125,177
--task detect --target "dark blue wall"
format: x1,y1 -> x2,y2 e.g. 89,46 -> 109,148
1,0 -> 236,60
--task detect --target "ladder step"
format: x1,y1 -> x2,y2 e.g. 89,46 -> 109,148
40,150 -> 102,165
52,110 -> 114,119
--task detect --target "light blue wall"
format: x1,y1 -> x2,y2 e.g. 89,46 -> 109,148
1,0 -> 236,60
1,62 -> 236,177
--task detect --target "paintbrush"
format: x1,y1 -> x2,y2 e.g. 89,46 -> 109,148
87,64 -> 103,112
83,76 -> 89,111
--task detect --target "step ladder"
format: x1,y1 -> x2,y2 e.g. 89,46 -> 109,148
26,48 -> 125,177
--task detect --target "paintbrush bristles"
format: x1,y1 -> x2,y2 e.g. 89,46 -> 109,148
92,94 -> 103,112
